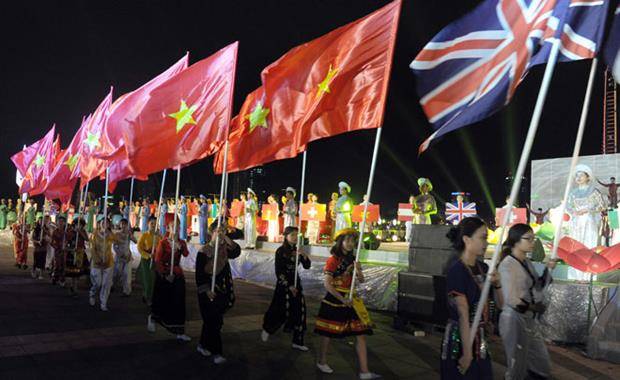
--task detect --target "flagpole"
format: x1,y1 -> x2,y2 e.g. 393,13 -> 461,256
150,169 -> 167,269
128,177 -> 135,228
39,198 -> 48,242
73,182 -> 88,251
211,141 -> 230,293
549,58 -> 598,259
170,165 -> 181,277
349,127 -> 382,299
20,193 -> 28,253
294,150 -> 308,289
211,41 -> 238,293
103,167 -> 110,245
346,0 -> 399,299
468,38 -> 562,347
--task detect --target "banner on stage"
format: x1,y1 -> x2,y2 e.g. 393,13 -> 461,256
495,207 -> 527,227
300,203 -> 326,222
352,204 -> 380,223
230,200 -> 243,218
261,204 -> 278,221
397,203 -> 413,222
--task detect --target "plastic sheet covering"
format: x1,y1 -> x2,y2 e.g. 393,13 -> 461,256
180,245 -> 399,311
587,286 -> 620,363
540,281 -> 611,343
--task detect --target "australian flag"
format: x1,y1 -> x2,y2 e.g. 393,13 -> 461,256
411,0 -> 610,153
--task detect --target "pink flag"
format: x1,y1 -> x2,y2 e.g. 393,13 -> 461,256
77,89 -> 113,185
11,125 -> 55,177
43,118 -> 89,203
19,126 -> 57,195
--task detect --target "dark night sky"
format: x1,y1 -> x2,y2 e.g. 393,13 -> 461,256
1,0 -> 617,220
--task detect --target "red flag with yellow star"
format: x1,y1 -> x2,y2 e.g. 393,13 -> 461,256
262,0 -> 400,148
95,54 -> 189,162
123,42 -> 238,176
213,86 -> 301,174
43,118 -> 89,203
19,125 -> 57,195
11,125 -> 56,178
213,1 -> 400,174
77,89 -> 114,185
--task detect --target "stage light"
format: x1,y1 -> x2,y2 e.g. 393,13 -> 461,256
458,130 -> 495,215
391,235 -> 398,242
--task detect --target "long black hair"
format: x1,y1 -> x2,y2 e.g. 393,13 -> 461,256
282,226 -> 298,249
500,223 -> 533,261
330,231 -> 358,259
446,217 -> 487,252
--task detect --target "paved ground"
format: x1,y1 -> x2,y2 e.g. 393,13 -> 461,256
0,230 -> 618,380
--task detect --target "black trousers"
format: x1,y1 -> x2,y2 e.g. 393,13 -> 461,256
262,285 -> 306,345
198,292 -> 224,355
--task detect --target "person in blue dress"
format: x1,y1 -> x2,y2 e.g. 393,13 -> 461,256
159,199 -> 168,236
441,217 -> 503,380
140,199 -> 151,233
179,196 -> 188,241
199,195 -> 208,244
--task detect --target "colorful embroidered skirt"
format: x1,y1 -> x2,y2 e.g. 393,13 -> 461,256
314,290 -> 373,338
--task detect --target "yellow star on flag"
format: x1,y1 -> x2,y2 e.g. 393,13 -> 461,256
316,64 -> 339,99
33,154 -> 45,169
245,101 -> 270,133
169,100 -> 197,134
84,131 -> 100,152
65,153 -> 79,172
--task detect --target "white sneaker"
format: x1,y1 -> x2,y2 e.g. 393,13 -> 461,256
359,372 -> 382,380
89,297 -> 96,306
213,355 -> 227,365
261,330 -> 269,342
317,363 -> 334,374
197,345 -> 211,357
292,343 -> 309,352
176,334 -> 191,342
100,305 -> 109,312
147,315 -> 156,333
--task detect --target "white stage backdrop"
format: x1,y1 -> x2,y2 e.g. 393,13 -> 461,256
530,153 -> 620,210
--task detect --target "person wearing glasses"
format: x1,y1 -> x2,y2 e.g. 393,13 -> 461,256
498,223 -> 556,380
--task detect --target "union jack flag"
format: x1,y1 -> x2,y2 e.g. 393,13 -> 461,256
445,201 -> 478,224
411,0 -> 610,153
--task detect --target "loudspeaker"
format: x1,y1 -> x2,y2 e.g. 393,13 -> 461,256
408,225 -> 457,274
397,271 -> 448,326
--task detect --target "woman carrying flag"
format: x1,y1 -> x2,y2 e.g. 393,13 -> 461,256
315,229 -> 378,379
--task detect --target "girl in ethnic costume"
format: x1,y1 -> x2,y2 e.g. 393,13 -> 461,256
149,221 -> 191,341
195,223 -> 241,364
261,226 -> 311,351
315,229 -> 379,380
441,217 -> 503,379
